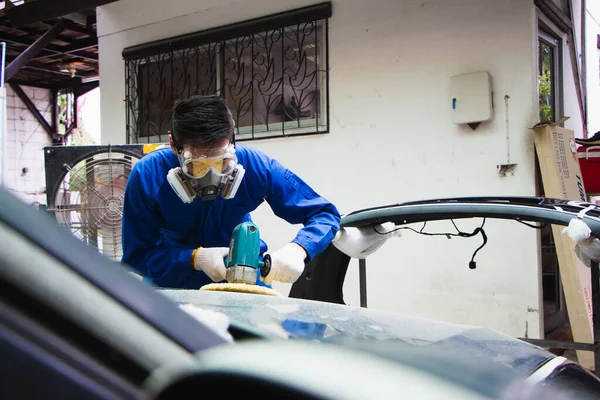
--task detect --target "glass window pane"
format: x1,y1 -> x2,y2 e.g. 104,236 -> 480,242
539,40 -> 555,122
135,46 -> 218,140
124,15 -> 329,143
223,21 -> 323,136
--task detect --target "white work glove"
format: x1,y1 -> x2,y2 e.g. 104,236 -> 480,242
562,218 -> 592,243
192,247 -> 228,282
562,218 -> 600,266
263,243 -> 307,285
332,222 -> 402,259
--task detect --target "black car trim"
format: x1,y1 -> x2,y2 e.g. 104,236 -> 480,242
340,197 -> 600,237
0,188 -> 229,353
0,294 -> 142,398
539,360 -> 600,398
525,356 -> 568,384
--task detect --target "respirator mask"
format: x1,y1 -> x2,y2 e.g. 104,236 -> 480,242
167,142 -> 245,203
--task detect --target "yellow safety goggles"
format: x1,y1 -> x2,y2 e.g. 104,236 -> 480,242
179,143 -> 237,179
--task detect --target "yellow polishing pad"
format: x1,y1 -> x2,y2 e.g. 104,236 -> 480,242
201,282 -> 283,297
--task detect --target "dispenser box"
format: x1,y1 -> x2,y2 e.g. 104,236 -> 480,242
577,145 -> 600,194
450,71 -> 493,125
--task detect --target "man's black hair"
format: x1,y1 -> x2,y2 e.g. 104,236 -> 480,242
171,94 -> 234,150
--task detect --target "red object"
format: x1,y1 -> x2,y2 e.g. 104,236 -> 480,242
578,145 -> 600,194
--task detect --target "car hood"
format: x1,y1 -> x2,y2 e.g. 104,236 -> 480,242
159,289 -> 554,383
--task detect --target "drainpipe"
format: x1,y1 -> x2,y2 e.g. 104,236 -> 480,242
582,0 -> 587,137
0,41 -> 5,187
567,0 -> 587,136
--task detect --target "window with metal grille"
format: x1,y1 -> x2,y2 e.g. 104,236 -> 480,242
122,3 -> 331,144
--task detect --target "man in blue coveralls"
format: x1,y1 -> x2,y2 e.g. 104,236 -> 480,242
121,94 -> 341,289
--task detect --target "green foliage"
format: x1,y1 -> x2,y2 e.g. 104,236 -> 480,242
538,42 -> 554,123
539,70 -> 553,122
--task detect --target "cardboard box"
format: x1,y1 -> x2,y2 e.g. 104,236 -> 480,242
531,117 -> 593,369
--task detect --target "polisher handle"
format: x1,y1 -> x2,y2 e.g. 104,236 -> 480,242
260,254 -> 272,278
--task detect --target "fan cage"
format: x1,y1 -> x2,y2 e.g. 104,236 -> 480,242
49,150 -> 141,261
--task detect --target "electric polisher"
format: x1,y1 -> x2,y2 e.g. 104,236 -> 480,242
224,221 -> 271,285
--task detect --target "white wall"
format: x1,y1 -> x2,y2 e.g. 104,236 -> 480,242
97,0 -> 544,338
3,85 -> 52,205
586,1 -> 600,135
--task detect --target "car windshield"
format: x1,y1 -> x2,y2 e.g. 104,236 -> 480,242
159,289 -> 553,379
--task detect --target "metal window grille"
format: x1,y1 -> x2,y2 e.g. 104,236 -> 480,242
123,2 -> 331,144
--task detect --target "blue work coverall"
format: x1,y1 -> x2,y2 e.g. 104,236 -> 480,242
121,144 -> 341,289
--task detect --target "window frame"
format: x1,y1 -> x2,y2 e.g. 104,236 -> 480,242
538,26 -> 564,123
536,9 -> 566,124
123,2 -> 332,144
597,34 -> 600,83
